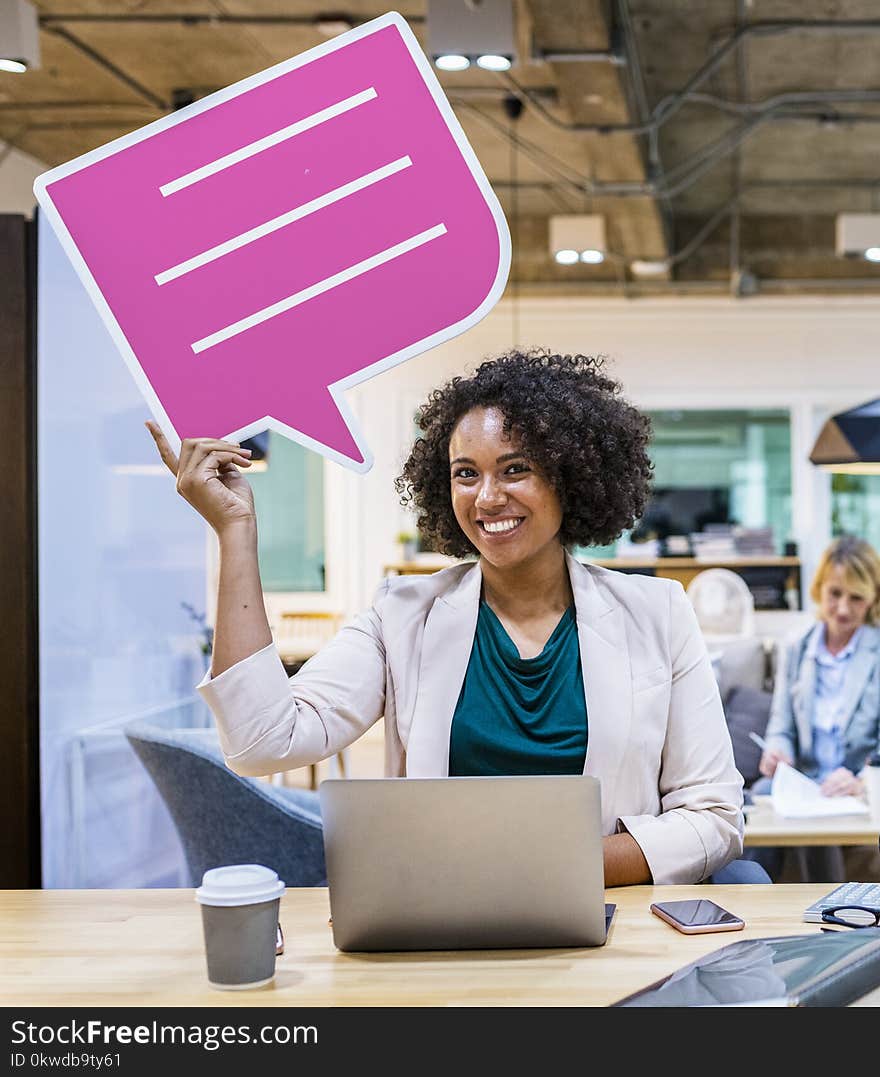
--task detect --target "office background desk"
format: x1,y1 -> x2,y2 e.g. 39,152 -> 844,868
3,886 -> 878,1007
384,556 -> 802,610
744,800 -> 880,847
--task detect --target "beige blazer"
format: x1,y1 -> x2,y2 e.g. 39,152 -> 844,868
199,552 -> 744,884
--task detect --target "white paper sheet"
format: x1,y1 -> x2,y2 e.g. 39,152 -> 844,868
770,762 -> 870,818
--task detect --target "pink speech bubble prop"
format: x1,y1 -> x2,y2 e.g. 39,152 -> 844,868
34,12 -> 510,471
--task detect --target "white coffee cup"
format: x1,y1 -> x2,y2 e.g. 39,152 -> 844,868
195,864 -> 285,990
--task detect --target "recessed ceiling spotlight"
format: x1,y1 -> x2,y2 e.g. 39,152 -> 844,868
314,16 -> 353,37
549,215 -> 606,266
554,249 -> 580,265
435,54 -> 470,72
0,0 -> 40,73
630,259 -> 669,277
428,0 -> 517,73
476,54 -> 512,72
835,214 -> 880,259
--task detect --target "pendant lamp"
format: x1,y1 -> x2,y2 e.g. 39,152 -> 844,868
809,398 -> 880,474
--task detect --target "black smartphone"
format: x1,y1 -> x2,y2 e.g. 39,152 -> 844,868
650,899 -> 745,935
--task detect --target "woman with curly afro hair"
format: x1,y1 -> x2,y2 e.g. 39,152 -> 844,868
150,349 -> 744,887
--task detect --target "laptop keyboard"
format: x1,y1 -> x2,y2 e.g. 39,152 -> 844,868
803,881 -> 880,922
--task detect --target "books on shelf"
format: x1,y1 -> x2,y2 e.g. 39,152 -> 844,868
689,525 -> 777,561
690,528 -> 737,560
734,527 -> 776,556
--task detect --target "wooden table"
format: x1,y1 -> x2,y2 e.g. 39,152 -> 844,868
2,885 -> 878,1006
744,797 -> 880,847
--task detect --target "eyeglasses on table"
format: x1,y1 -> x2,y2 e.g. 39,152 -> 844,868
820,906 -> 880,928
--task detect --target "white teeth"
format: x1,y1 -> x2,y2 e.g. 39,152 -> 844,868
483,518 -> 522,533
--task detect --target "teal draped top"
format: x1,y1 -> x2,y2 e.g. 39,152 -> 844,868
448,601 -> 588,776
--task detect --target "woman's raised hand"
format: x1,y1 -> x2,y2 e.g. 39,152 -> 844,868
146,421 -> 256,536
758,747 -> 792,779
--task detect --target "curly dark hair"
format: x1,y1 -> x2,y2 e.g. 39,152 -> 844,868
395,349 -> 653,557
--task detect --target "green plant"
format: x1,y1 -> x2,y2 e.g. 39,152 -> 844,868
396,530 -> 416,544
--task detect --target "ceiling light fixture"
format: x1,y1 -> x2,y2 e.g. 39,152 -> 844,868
0,0 -> 40,73
435,54 -> 470,72
476,54 -> 512,72
835,214 -> 880,261
314,16 -> 354,38
629,259 -> 669,278
427,0 -> 516,74
810,399 -> 880,475
549,215 -> 606,267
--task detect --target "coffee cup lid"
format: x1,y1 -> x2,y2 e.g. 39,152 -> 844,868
195,864 -> 285,907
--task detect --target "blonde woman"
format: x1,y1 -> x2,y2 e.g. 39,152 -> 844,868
759,535 -> 880,797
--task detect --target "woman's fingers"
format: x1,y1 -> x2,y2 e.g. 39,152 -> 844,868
180,449 -> 251,489
179,437 -> 252,473
759,749 -> 791,779
145,422 -> 253,479
145,421 -> 180,475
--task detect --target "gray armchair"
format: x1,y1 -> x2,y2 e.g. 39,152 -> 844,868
125,724 -> 326,887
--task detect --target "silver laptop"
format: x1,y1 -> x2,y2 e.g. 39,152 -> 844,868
319,774 -> 608,952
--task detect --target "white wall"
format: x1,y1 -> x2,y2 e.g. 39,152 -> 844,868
329,295 -> 880,612
0,141 -> 43,216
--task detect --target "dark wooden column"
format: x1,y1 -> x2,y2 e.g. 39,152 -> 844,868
0,213 -> 40,886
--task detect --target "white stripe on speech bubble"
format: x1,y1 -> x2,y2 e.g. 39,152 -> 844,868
192,222 -> 447,354
155,155 -> 413,286
159,87 -> 378,197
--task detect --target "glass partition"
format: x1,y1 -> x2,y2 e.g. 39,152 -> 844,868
831,473 -> 880,553
65,697 -> 214,889
249,432 -> 326,591
577,408 -> 792,558
38,221 -> 210,887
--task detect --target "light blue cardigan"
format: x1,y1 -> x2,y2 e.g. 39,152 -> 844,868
765,622 -> 880,776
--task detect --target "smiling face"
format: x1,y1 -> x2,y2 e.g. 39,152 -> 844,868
448,406 -> 564,571
819,562 -> 875,641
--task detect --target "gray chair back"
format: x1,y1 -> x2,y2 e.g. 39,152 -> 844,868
125,724 -> 326,887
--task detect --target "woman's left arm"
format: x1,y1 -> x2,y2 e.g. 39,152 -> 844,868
618,582 -> 745,884
603,832 -> 652,887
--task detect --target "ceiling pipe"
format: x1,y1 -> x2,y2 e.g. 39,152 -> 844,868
576,94 -> 880,200
0,100 -> 159,111
42,25 -> 167,109
38,13 -> 425,26
504,20 -> 880,135
616,0 -> 674,248
534,49 -> 622,64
